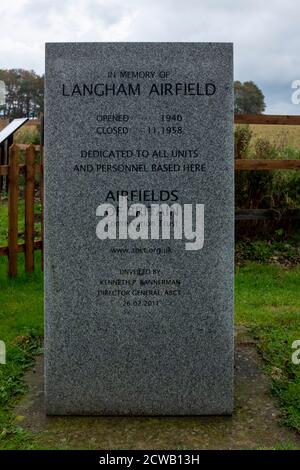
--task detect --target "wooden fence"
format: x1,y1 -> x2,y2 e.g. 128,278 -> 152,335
0,114 -> 300,277
0,144 -> 43,277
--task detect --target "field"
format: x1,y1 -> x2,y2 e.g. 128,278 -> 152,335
249,124 -> 300,150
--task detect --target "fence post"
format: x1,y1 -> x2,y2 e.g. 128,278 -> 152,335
25,145 -> 35,273
8,144 -> 19,277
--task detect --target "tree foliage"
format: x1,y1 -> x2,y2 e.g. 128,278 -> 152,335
234,80 -> 266,114
0,69 -> 44,119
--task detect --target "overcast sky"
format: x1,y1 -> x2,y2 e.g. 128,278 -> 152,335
0,0 -> 299,114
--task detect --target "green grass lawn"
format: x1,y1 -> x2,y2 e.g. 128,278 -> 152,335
236,263 -> 300,430
0,252 -> 300,448
0,253 -> 43,448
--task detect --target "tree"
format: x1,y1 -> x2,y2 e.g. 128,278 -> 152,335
234,81 -> 265,114
0,69 -> 44,119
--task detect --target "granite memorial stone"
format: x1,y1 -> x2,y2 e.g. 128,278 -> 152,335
45,42 -> 234,415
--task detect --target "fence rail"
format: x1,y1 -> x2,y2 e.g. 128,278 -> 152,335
0,114 -> 300,276
235,209 -> 300,221
234,114 -> 300,125
235,159 -> 300,170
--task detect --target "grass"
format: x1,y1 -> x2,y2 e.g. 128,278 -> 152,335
14,126 -> 40,145
0,252 -> 300,448
249,124 -> 300,151
236,236 -> 300,266
0,252 -> 43,449
235,263 -> 300,431
0,203 -> 7,246
0,199 -> 42,247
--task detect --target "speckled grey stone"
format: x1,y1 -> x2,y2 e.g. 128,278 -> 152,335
45,43 -> 234,415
